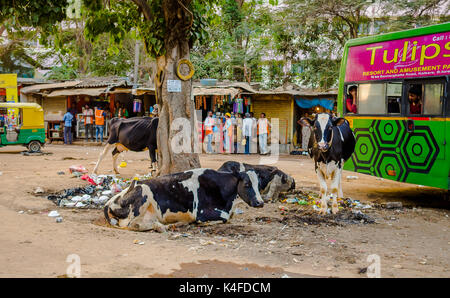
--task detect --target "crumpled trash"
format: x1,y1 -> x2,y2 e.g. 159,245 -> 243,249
81,174 -> 97,186
48,210 -> 60,217
69,165 -> 88,174
34,187 -> 44,194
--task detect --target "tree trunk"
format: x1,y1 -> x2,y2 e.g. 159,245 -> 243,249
155,39 -> 201,176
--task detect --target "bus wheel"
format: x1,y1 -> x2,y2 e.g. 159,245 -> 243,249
28,141 -> 41,153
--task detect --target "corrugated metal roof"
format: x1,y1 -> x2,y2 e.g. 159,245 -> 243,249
46,87 -> 107,97
20,81 -> 82,94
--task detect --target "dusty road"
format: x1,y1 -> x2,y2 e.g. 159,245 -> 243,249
0,144 -> 448,278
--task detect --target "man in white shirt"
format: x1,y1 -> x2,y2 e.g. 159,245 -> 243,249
82,104 -> 94,142
242,113 -> 253,154
257,112 -> 271,155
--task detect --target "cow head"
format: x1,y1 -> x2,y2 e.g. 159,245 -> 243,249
299,113 -> 346,152
237,171 -> 264,208
104,180 -> 146,229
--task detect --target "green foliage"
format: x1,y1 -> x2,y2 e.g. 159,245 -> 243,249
44,63 -> 78,80
88,34 -> 135,77
0,0 -> 69,39
191,0 -> 273,82
83,0 -> 219,58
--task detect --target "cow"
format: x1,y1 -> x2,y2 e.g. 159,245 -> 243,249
93,117 -> 158,175
299,113 -> 355,215
218,161 -> 295,201
103,168 -> 264,232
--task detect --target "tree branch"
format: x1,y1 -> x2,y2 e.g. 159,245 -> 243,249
129,0 -> 153,21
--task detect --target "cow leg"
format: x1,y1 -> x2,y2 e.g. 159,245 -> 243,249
148,145 -> 157,172
93,143 -> 114,174
316,166 -> 328,215
330,167 -> 342,214
338,162 -> 344,199
112,147 -> 121,174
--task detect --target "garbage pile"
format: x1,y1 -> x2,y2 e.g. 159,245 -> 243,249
47,171 -> 153,209
281,190 -> 373,214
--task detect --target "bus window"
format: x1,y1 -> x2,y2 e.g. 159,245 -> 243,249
345,85 -> 358,114
423,84 -> 443,115
387,82 -> 402,114
407,83 -> 444,115
407,84 -> 423,115
358,83 -> 386,115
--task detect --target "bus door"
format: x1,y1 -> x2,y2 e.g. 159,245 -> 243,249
404,79 -> 446,162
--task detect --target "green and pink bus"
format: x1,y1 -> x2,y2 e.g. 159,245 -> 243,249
337,22 -> 450,190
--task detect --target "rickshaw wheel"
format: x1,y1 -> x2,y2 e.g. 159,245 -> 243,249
28,141 -> 41,153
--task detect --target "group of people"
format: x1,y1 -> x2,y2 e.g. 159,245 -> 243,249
62,104 -> 108,145
203,111 -> 271,155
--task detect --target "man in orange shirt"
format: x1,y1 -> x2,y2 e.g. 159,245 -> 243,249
95,105 -> 107,143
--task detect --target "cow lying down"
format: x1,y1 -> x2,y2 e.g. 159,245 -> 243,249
104,168 -> 264,232
218,161 -> 295,201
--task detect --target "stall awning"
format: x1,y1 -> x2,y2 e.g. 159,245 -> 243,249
46,88 -> 106,97
193,87 -> 240,99
294,98 -> 334,110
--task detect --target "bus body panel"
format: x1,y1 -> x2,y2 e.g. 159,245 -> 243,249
343,117 -> 449,189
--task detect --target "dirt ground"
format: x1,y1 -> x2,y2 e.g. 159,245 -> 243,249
0,144 -> 449,278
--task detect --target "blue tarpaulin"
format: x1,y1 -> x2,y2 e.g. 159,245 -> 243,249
295,98 -> 334,111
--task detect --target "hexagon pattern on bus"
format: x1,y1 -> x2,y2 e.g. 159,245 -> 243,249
402,126 -> 439,173
348,120 -> 440,183
373,120 -> 406,149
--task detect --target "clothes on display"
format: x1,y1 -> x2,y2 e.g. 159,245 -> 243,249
195,95 -> 252,117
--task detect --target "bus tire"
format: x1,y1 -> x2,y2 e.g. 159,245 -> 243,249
28,141 -> 41,153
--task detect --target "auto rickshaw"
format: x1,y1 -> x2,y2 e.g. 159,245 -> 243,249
0,102 -> 46,152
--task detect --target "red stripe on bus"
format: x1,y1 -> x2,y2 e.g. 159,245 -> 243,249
407,117 -> 430,121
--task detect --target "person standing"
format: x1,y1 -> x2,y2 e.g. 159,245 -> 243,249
257,113 -> 271,155
62,108 -> 74,145
242,113 -> 253,154
82,104 -> 94,142
95,105 -> 107,143
223,113 -> 233,153
204,111 -> 214,153
298,112 -> 311,153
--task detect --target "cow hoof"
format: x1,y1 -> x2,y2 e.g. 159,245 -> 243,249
332,207 -> 339,214
318,208 -> 327,215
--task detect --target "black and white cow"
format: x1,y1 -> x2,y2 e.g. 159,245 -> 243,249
299,113 -> 355,215
218,161 -> 295,201
103,168 -> 264,232
93,117 -> 158,174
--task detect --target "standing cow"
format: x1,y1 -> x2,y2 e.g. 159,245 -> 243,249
218,161 -> 295,201
93,117 -> 158,174
299,113 -> 355,214
104,168 -> 264,232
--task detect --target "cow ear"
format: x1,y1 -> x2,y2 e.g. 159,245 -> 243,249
299,117 -> 313,127
332,117 -> 347,126
237,172 -> 247,181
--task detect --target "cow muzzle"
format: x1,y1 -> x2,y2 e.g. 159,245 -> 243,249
318,142 -> 329,151
251,200 -> 264,208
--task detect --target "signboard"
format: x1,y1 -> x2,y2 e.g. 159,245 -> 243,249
167,80 -> 182,93
0,74 -> 18,128
345,31 -> 450,82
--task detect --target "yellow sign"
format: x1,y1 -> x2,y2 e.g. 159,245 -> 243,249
0,74 -> 18,127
